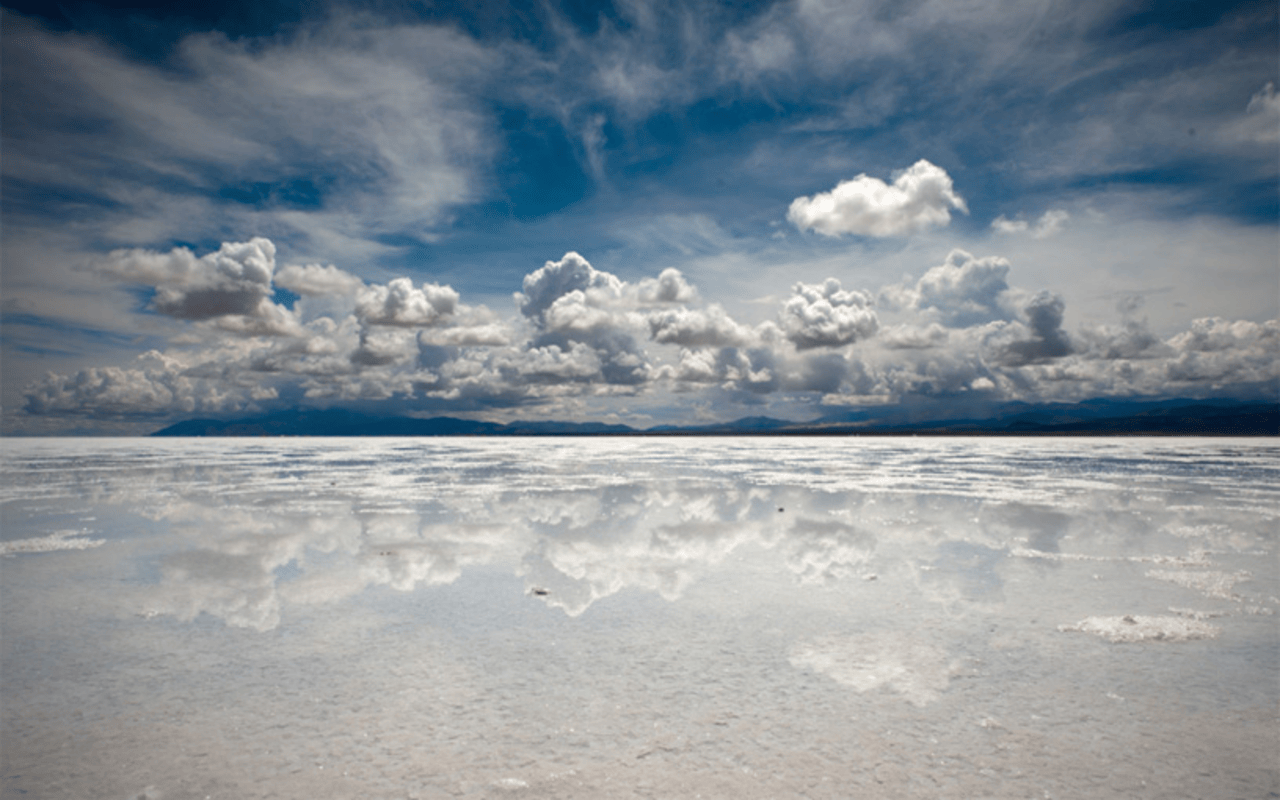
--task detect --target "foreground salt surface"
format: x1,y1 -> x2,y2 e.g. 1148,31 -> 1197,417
1,438 -> 1277,799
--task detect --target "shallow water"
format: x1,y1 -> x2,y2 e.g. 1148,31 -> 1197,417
2,437 -> 1277,799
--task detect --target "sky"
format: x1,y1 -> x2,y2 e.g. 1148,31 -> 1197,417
1,0 -> 1277,434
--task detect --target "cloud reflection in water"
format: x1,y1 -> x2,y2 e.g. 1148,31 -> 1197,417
1,438 -> 1277,799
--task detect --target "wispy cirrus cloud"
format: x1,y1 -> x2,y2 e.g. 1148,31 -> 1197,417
2,0 -> 1276,432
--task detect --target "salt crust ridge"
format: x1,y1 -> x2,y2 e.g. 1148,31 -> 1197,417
1058,614 -> 1220,643
0,530 -> 106,555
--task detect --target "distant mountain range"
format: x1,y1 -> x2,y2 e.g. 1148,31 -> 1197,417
151,397 -> 1278,437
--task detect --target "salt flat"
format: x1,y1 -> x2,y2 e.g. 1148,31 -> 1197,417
2,437 -> 1277,799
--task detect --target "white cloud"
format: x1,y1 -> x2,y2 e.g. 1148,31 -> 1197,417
1078,319 -> 1168,361
355,278 -> 459,327
1170,317 -> 1278,353
22,358 -> 243,419
723,28 -> 797,82
517,252 -> 625,321
1237,82 -> 1280,144
990,217 -> 1029,235
788,160 -> 967,237
542,291 -> 630,336
1162,318 -> 1280,385
499,341 -> 606,384
992,209 -> 1069,239
648,304 -> 754,347
16,232 -> 1280,425
209,298 -> 306,337
636,268 -> 699,304
98,238 -> 274,318
352,327 -> 419,367
670,346 -> 779,394
880,323 -> 948,350
93,237 -> 303,336
274,263 -> 366,297
418,323 -> 512,348
1,15 -> 494,259
883,249 -> 1012,327
779,278 -> 879,349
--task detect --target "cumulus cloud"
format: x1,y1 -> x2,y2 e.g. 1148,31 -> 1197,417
1170,317 -> 1278,353
1079,319 -> 1168,360
671,346 -> 779,393
508,252 -> 670,388
880,323 -> 948,350
18,232 -> 1280,426
419,323 -> 512,347
542,291 -> 628,336
273,263 -> 366,297
96,238 -> 300,334
352,327 -> 419,367
788,160 -> 967,237
648,304 -> 754,347
636,267 -> 699,304
1163,318 -> 1279,385
518,251 -> 624,321
883,249 -> 1012,327
993,291 -> 1074,367
780,278 -> 878,349
355,278 -> 459,327
22,354 -> 248,419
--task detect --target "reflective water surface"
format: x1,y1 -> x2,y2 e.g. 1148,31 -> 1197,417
2,437 -> 1277,799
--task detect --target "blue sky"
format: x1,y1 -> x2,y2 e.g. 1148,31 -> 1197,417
2,0 -> 1277,433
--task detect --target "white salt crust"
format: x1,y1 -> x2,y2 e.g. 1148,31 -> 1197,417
0,530 -> 105,555
1058,615 -> 1220,643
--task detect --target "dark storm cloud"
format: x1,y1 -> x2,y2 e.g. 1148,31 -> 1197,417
996,292 -> 1074,367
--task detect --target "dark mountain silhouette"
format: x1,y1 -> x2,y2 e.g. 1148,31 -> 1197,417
150,397 -> 1278,437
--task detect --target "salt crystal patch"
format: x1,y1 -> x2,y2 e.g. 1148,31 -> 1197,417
1168,607 -> 1225,620
1058,615 -> 1220,643
0,531 -> 106,555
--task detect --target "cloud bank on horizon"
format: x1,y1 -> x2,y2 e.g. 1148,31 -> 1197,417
1,0 -> 1276,432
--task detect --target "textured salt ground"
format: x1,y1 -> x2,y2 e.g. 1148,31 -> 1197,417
2,438 -> 1277,799
3,609 -> 1276,800
4,555 -> 1277,800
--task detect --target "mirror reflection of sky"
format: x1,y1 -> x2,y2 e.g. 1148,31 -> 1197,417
2,438 -> 1277,799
